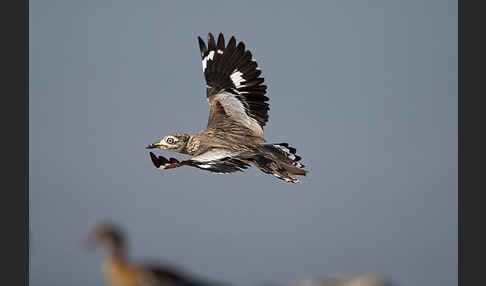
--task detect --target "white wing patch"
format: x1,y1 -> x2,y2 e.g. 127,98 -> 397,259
202,51 -> 214,71
191,148 -> 237,163
213,91 -> 264,138
198,164 -> 212,168
274,145 -> 296,160
202,50 -> 223,71
230,70 -> 245,88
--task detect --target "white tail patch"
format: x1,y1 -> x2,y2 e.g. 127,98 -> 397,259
273,173 -> 299,183
273,144 -> 293,154
272,143 -> 304,168
292,162 -> 304,168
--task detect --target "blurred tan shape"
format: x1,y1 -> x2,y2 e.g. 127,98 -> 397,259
86,222 -> 224,286
298,275 -> 391,286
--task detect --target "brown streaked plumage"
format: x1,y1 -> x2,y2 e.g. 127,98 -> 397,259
86,223 -> 221,286
146,33 -> 308,183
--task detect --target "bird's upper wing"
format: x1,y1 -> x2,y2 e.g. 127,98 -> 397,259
197,33 -> 269,142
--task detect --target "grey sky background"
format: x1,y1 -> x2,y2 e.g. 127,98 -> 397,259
29,1 -> 457,286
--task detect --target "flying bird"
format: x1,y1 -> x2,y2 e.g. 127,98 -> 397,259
86,222 -> 225,286
147,33 -> 308,183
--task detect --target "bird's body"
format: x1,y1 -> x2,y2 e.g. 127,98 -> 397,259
187,128 -> 257,156
88,223 -> 221,286
147,33 -> 308,183
103,255 -> 143,286
102,256 -> 200,286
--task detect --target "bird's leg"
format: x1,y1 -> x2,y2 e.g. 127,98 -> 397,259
149,152 -> 185,170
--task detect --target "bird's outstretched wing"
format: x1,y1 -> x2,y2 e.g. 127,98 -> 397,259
188,148 -> 251,174
149,152 -> 184,169
149,150 -> 250,174
197,33 -> 269,142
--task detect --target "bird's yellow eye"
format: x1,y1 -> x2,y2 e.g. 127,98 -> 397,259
166,137 -> 175,144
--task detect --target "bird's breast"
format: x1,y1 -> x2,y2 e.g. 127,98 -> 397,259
186,137 -> 201,154
103,258 -> 144,286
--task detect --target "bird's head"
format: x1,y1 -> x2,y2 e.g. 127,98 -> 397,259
146,133 -> 190,153
86,222 -> 125,254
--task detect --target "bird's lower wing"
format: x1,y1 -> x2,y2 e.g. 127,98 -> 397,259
149,151 -> 250,174
190,156 -> 250,174
188,148 -> 251,174
149,152 -> 186,170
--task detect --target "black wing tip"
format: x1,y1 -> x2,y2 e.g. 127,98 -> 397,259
217,33 -> 225,50
149,152 -> 163,168
197,37 -> 207,56
198,33 -> 239,51
207,33 -> 216,50
150,152 -> 178,167
149,152 -> 182,169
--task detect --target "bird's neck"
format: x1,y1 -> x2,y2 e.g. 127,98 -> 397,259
103,249 -> 134,286
107,243 -> 127,264
185,135 -> 201,155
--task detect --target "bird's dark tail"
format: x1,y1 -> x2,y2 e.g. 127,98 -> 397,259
253,143 -> 308,183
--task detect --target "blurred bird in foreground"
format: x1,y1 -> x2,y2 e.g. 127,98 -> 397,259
296,276 -> 393,286
146,32 -> 308,183
86,222 -> 224,286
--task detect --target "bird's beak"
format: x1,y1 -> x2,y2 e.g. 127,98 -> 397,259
146,142 -> 161,149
